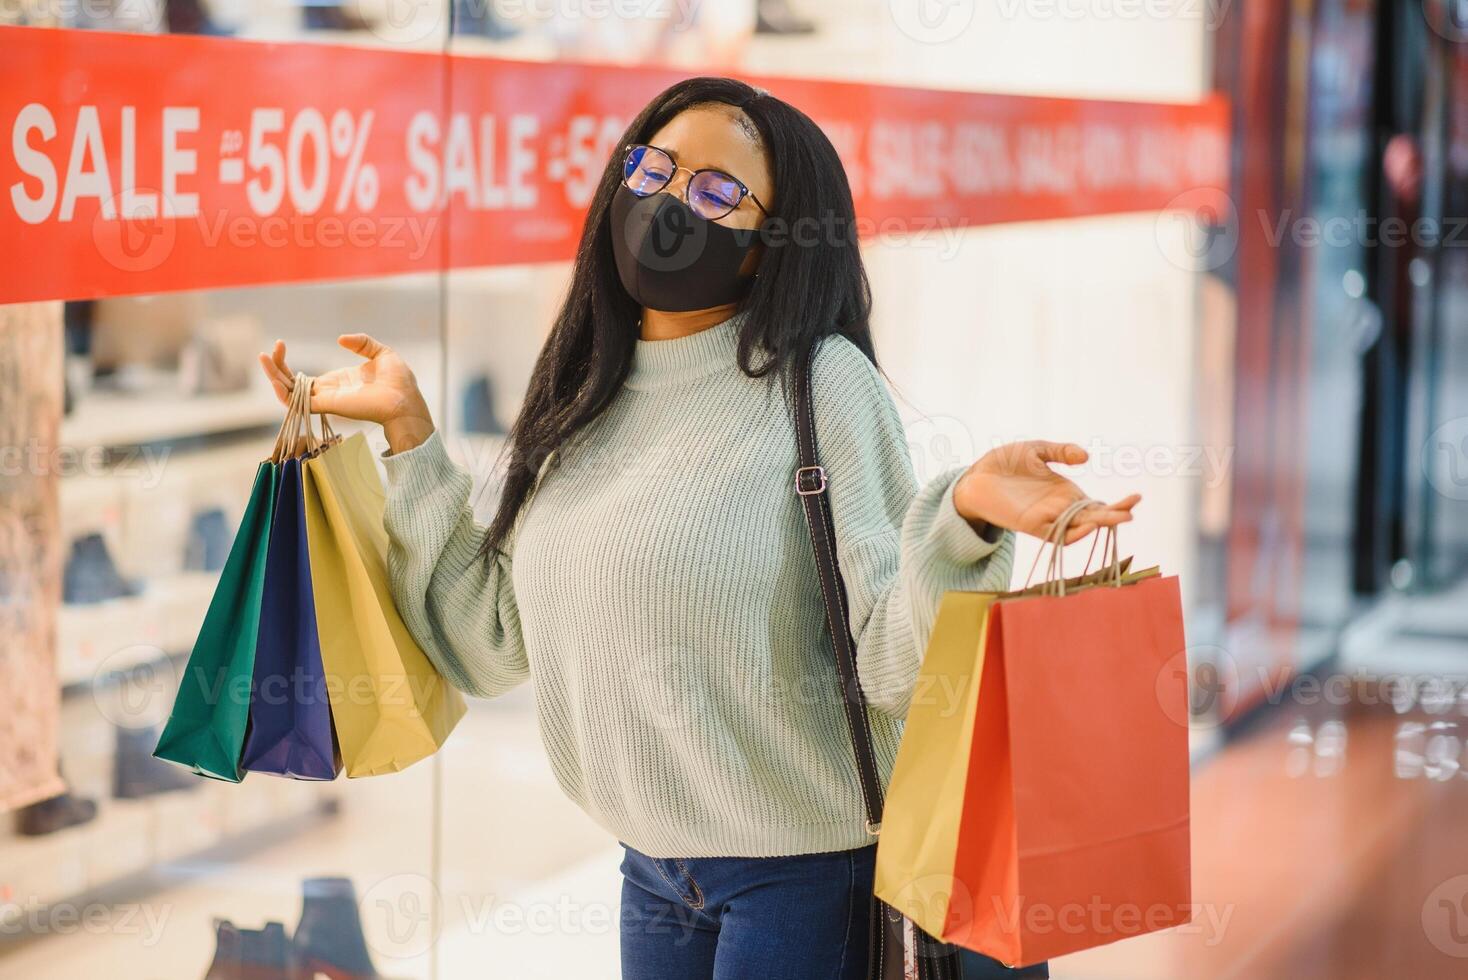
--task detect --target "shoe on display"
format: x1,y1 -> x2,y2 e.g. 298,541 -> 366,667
460,374 -> 507,435
15,789 -> 99,837
62,532 -> 142,605
62,299 -> 94,417
114,724 -> 200,799
452,0 -> 520,40
293,877 -> 395,979
755,0 -> 817,35
164,0 -> 234,36
185,508 -> 232,573
203,919 -> 297,980
301,4 -> 377,32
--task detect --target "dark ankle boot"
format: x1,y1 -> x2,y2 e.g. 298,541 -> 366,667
203,919 -> 298,980
203,920 -> 244,980
62,532 -> 141,604
292,877 -> 389,979
114,724 -> 200,799
15,789 -> 98,836
184,508 -> 232,573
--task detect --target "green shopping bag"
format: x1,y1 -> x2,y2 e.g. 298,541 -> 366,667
154,461 -> 278,781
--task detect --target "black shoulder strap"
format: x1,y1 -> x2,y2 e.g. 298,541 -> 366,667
794,342 -> 966,980
793,342 -> 885,835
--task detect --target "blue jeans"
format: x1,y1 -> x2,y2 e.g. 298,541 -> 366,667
617,842 -> 1049,979
619,842 -> 874,980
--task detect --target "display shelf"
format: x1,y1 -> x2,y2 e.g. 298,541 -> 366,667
57,572 -> 217,690
61,384 -> 282,452
0,780 -> 338,934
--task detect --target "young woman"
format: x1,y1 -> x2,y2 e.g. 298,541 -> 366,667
259,76 -> 1138,980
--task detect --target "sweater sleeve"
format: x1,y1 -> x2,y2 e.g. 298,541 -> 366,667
810,336 -> 1016,718
380,430 -> 529,699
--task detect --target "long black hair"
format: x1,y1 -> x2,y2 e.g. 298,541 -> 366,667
482,76 -> 874,557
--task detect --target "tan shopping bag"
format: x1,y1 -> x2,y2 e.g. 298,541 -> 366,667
302,425 -> 466,777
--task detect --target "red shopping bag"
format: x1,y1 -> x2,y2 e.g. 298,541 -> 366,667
952,572 -> 1192,964
876,513 -> 1192,968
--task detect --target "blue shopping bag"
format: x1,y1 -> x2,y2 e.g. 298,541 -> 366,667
240,455 -> 341,780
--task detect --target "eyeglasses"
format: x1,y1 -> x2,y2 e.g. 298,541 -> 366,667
621,143 -> 769,221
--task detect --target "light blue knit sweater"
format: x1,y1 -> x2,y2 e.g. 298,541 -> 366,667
381,312 -> 1015,858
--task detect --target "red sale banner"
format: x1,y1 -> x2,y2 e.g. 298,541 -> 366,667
0,26 -> 1229,304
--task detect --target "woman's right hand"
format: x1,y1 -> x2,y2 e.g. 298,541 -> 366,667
258,333 -> 436,454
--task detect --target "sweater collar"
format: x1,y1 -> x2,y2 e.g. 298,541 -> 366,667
625,310 -> 747,390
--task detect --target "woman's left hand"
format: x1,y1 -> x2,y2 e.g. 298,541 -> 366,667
953,441 -> 1140,544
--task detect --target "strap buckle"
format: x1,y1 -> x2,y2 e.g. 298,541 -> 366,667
865,819 -> 882,836
795,465 -> 827,496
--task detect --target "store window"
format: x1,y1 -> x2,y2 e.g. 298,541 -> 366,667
2,3 -> 1236,978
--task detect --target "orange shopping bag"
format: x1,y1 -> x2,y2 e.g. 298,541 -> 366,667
875,500 -> 1192,967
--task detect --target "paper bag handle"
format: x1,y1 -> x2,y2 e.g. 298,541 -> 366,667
1023,497 -> 1124,597
270,371 -> 332,463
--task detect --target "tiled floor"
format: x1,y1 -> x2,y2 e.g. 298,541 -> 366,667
1053,688 -> 1468,979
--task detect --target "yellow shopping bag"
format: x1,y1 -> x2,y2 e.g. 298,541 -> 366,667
302,429 -> 466,777
874,589 -> 998,940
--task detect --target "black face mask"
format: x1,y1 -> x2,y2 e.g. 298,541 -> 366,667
609,184 -> 762,313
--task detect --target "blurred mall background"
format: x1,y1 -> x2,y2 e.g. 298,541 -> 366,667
2,0 -> 1468,977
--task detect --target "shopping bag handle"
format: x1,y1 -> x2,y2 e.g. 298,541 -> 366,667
271,371 -> 331,463
1022,497 -> 1124,597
